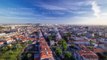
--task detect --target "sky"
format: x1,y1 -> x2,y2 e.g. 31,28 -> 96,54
0,0 -> 107,25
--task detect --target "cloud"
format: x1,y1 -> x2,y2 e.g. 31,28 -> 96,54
0,0 -> 107,24
67,16 -> 107,25
0,8 -> 43,18
32,0 -> 93,19
34,0 -> 92,11
91,1 -> 101,18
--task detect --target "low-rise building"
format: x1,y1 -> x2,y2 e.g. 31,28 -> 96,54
0,41 -> 4,47
74,40 -> 90,45
77,50 -> 98,60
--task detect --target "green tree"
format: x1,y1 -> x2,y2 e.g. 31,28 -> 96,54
55,47 -> 62,56
65,32 -> 72,41
28,40 -> 32,44
8,50 -> 13,55
17,44 -> 22,48
66,32 -> 71,37
58,40 -> 67,51
7,44 -> 13,50
2,46 -> 8,53
64,52 -> 75,60
48,34 -> 56,41
90,40 -> 94,46
70,44 -> 75,48
12,44 -> 17,50
0,26 -> 5,30
27,53 -> 32,58
48,35 -> 53,40
5,52 -> 11,60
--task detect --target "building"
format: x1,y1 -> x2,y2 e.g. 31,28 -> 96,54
39,38 -> 54,60
0,42 -> 4,47
34,36 -> 54,60
104,33 -> 107,37
77,50 -> 98,60
73,40 -> 90,45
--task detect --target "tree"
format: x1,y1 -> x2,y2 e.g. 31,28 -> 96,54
55,47 -> 62,56
90,40 -> 94,46
2,46 -> 8,53
48,35 -> 53,40
8,50 -> 13,55
58,40 -> 67,51
66,32 -> 71,37
28,40 -> 32,44
7,44 -> 13,50
27,53 -> 32,58
66,32 -> 72,41
81,33 -> 86,36
64,52 -> 75,60
12,44 -> 17,50
0,26 -> 5,30
63,32 -> 71,42
17,44 -> 22,48
70,44 -> 75,48
103,52 -> 107,60
48,34 -> 56,41
88,46 -> 93,50
5,52 -> 11,60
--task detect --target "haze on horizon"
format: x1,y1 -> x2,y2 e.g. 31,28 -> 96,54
0,0 -> 107,25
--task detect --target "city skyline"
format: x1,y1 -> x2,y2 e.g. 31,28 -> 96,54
0,0 -> 107,25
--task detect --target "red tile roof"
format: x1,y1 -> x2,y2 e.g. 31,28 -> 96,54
79,50 -> 98,59
92,48 -> 105,53
0,42 -> 4,45
39,37 -> 54,60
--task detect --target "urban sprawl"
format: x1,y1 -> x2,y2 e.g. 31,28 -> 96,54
0,24 -> 107,60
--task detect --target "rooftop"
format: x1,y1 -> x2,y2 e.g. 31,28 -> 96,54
79,50 -> 98,59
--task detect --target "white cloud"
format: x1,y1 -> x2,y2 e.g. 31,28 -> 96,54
34,0 -> 92,11
91,1 -> 101,18
37,4 -> 67,10
0,8 -> 42,18
101,13 -> 107,16
68,17 -> 107,25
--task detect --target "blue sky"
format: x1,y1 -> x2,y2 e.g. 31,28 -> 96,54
0,0 -> 107,25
